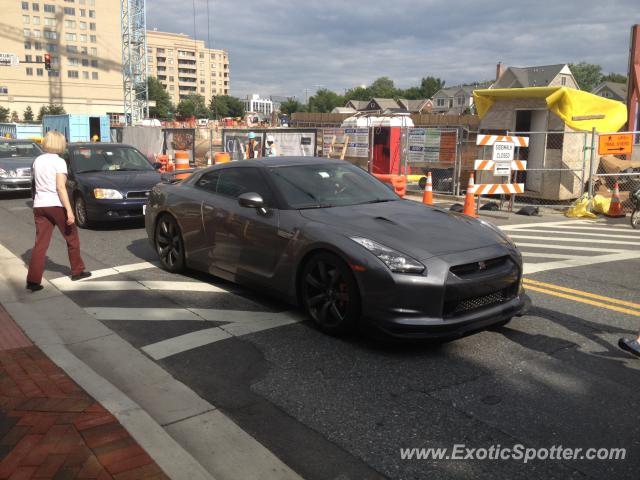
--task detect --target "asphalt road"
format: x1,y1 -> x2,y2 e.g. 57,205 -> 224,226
1,191 -> 639,480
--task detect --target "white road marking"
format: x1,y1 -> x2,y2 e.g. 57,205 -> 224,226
520,252 -> 576,259
542,225 -> 636,233
509,235 -> 639,246
51,261 -> 158,285
523,250 -> 640,274
52,280 -> 229,293
500,220 -> 590,230
141,310 -> 303,360
143,328 -> 233,360
86,307 -> 204,321
505,229 -> 640,240
514,242 -> 627,253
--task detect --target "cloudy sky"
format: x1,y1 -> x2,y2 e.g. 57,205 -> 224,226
146,0 -> 637,99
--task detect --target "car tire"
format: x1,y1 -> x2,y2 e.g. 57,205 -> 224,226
300,252 -> 361,336
155,214 -> 186,273
74,194 -> 91,229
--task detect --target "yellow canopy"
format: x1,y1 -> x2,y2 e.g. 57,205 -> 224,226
473,87 -> 627,133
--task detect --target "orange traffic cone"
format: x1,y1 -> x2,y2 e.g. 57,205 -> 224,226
463,173 -> 478,218
605,181 -> 626,218
422,171 -> 433,205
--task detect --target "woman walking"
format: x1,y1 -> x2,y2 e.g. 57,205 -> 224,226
26,131 -> 90,291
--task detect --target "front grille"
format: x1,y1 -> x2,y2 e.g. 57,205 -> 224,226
443,287 -> 515,317
450,256 -> 508,277
126,190 -> 150,199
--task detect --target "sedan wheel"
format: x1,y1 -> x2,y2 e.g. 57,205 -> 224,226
155,215 -> 185,273
74,195 -> 90,228
301,253 -> 360,335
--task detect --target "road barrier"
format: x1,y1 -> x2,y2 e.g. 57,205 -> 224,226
174,151 -> 191,180
374,174 -> 407,197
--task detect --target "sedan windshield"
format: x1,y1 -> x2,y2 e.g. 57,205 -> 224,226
268,163 -> 398,209
71,146 -> 154,173
0,141 -> 42,159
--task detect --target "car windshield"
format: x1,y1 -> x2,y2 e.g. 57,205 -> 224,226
268,163 -> 399,209
0,141 -> 42,159
71,146 -> 154,173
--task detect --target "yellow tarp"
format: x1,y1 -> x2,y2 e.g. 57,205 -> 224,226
473,87 -> 627,133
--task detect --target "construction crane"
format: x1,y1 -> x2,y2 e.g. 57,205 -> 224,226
121,0 -> 148,125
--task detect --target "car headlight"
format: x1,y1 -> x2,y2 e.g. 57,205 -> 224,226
93,188 -> 123,199
350,237 -> 425,274
0,168 -> 18,178
0,168 -> 7,178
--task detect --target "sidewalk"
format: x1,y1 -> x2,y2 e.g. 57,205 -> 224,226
0,304 -> 169,480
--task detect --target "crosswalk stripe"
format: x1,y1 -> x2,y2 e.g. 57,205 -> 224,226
86,307 -> 204,321
544,225 -> 635,233
506,229 -> 640,240
142,328 -> 233,360
52,280 -> 229,293
523,250 -> 640,274
509,235 -> 639,246
514,242 -> 627,253
520,252 -> 576,259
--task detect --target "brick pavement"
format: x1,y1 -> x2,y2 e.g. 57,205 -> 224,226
0,305 -> 170,479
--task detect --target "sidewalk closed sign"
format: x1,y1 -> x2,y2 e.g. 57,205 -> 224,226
598,133 -> 633,155
492,142 -> 514,175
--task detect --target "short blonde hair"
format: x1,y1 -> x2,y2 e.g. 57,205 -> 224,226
42,131 -> 66,154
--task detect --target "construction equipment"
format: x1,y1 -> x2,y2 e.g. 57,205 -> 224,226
121,0 -> 149,125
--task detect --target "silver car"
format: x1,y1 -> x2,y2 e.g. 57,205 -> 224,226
0,139 -> 42,193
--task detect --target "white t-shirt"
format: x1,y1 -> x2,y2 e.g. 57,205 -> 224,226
32,153 -> 68,208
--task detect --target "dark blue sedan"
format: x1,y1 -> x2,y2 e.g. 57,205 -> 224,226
65,143 -> 162,228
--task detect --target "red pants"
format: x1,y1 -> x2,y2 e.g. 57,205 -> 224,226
27,207 -> 85,284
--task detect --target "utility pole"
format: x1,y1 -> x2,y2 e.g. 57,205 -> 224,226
121,0 -> 148,125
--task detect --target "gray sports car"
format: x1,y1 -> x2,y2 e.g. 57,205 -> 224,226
145,157 -> 529,339
0,139 -> 42,193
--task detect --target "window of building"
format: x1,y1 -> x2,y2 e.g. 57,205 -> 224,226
81,58 -> 88,66
0,87 -> 8,94
561,76 -> 567,86
90,47 -> 96,55
32,17 -> 40,25
169,85 -> 174,91
22,2 -> 29,10
35,55 -> 42,62
44,17 -> 55,26
36,68 -> 43,76
457,97 -> 464,105
34,41 -> 42,50
65,32 -> 76,41
80,34 -> 87,42
88,10 -> 95,18
26,67 -> 33,75
46,43 -> 57,52
66,45 -> 78,53
80,46 -> 87,54
63,7 -> 75,15
32,2 -> 39,10
68,70 -> 78,78
68,57 -> 79,65
147,55 -> 153,63
64,20 -> 76,28
90,59 -> 97,68
47,70 -> 59,77
25,54 -> 33,62
79,21 -> 86,29
43,4 -> 54,12
82,71 -> 89,79
79,8 -> 85,16
64,0 -> 75,2
89,22 -> 95,30
24,41 -> 32,49
23,28 -> 30,37
92,71 -> 98,79
51,56 -> 58,65
200,87 -> 205,93
90,35 -> 96,42
43,30 -> 56,39
23,15 -> 30,23
157,48 -> 165,54
32,30 -> 41,38
436,98 -> 445,107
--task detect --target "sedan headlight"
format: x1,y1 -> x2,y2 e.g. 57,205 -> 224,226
0,168 -> 18,178
0,168 -> 7,178
350,237 -> 425,274
93,188 -> 123,199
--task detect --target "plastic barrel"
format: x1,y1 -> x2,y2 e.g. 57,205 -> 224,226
215,152 -> 231,164
174,151 -> 190,179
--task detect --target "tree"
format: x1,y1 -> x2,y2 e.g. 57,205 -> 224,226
569,62 -> 603,92
147,77 -> 174,120
344,86 -> 371,102
0,106 -> 9,122
308,88 -> 345,113
37,104 -> 66,121
368,77 -> 397,98
601,72 -> 627,84
279,97 -> 305,117
23,106 -> 34,122
10,111 -> 19,123
176,94 -> 209,119
210,95 -> 244,118
419,76 -> 445,99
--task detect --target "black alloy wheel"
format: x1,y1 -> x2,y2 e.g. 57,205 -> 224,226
74,195 -> 90,228
155,215 -> 185,273
301,252 -> 360,335
631,209 -> 640,230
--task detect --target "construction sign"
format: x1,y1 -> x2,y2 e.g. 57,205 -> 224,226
598,133 -> 633,155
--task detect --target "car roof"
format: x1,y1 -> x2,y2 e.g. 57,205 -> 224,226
219,157 -> 347,169
0,139 -> 38,144
68,143 -> 132,148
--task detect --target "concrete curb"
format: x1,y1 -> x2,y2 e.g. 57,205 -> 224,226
0,242 -> 302,480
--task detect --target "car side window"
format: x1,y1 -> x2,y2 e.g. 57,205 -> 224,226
195,171 -> 219,193
216,168 -> 273,205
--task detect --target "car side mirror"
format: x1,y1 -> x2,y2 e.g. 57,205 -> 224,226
238,192 -> 264,209
152,162 -> 163,170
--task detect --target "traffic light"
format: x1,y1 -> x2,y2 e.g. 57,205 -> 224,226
44,53 -> 51,70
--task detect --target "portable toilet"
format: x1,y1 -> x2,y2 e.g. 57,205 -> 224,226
43,114 -> 110,143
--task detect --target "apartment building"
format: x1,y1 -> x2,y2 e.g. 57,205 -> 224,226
0,0 -> 123,117
146,29 -> 229,106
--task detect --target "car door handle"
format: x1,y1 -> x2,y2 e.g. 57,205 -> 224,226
203,204 -> 214,211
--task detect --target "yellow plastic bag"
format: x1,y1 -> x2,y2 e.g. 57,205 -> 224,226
565,194 -> 597,218
591,194 -> 611,214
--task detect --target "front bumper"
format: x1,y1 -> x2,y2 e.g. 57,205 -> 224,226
356,244 -> 528,340
86,197 -> 148,222
0,177 -> 31,191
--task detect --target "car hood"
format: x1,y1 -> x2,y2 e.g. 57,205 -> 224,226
0,157 -> 35,172
75,170 -> 161,192
299,200 -> 507,260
